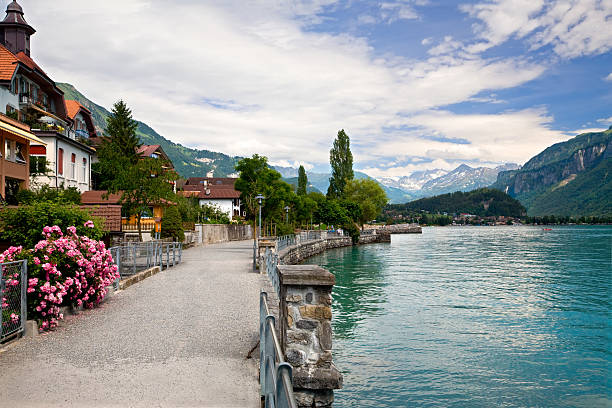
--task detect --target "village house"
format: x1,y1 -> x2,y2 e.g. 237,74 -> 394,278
181,177 -> 243,220
137,144 -> 177,192
0,1 -> 94,193
0,112 -> 43,202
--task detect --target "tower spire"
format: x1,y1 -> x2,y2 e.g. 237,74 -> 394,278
0,0 -> 36,56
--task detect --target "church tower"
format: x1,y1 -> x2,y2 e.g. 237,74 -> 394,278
0,0 -> 35,56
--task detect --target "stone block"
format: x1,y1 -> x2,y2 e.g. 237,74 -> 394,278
299,305 -> 332,320
318,320 -> 332,350
293,364 -> 343,390
286,294 -> 303,303
286,347 -> 307,366
296,319 -> 318,330
287,330 -> 310,345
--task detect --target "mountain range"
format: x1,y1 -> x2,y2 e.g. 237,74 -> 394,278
58,83 -> 610,214
58,83 -> 241,178
492,127 -> 611,216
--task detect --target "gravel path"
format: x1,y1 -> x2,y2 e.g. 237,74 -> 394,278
0,240 -> 261,407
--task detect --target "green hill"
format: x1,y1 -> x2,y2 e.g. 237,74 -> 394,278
57,83 -> 241,178
493,127 -> 611,216
385,188 -> 525,218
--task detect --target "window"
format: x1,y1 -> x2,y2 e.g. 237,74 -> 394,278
58,148 -> 64,175
5,139 -> 14,162
30,156 -> 47,174
82,158 -> 87,182
70,153 -> 76,180
15,142 -> 26,164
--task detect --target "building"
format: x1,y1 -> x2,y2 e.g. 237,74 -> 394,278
0,111 -> 44,202
81,190 -> 172,235
181,177 -> 242,220
0,1 -> 94,193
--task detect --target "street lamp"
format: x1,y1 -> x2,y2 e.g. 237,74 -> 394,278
284,206 -> 290,224
256,194 -> 265,238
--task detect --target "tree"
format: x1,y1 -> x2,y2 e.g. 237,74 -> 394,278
161,205 -> 184,242
105,100 -> 140,162
107,157 -> 178,241
344,179 -> 388,228
95,100 -> 142,188
235,154 -> 283,236
327,129 -> 354,198
297,165 -> 308,196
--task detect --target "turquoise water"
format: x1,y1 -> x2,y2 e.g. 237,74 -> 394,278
305,226 -> 612,407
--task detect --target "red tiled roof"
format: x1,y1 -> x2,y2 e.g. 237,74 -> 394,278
81,205 -> 122,232
82,190 -> 175,206
15,51 -> 46,75
185,177 -> 237,186
81,190 -> 122,204
0,44 -> 18,81
197,188 -> 241,199
137,144 -> 161,157
65,100 -> 91,120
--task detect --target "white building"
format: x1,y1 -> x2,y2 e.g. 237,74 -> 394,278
182,177 -> 243,221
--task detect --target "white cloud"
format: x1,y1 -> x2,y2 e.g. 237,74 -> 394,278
16,0 -> 562,177
461,0 -> 612,58
597,116 -> 612,123
605,73 -> 612,81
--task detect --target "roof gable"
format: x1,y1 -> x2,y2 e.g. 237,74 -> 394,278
0,44 -> 18,81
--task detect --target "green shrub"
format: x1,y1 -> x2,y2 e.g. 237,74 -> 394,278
0,202 -> 104,249
161,206 -> 184,242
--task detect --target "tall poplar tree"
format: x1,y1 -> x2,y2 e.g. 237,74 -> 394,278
327,129 -> 354,198
297,165 -> 308,196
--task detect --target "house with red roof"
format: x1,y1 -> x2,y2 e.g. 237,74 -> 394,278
0,1 -> 95,193
181,177 -> 243,220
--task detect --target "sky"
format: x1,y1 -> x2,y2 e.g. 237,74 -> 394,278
15,0 -> 612,177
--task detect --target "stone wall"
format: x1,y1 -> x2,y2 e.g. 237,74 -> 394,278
278,233 -> 389,265
196,224 -> 253,244
278,265 -> 343,408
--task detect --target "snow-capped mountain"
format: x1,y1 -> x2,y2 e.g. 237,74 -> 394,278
374,163 -> 520,200
378,169 -> 449,191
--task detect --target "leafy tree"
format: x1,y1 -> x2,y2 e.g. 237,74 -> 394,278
235,154 -> 284,235
15,185 -> 81,205
107,157 -> 178,241
199,204 -> 230,224
0,202 -> 104,249
344,179 -> 388,227
327,129 -> 354,198
297,165 -> 308,196
161,205 -> 184,242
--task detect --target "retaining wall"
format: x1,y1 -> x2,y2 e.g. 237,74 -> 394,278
278,233 -> 390,265
196,224 -> 253,244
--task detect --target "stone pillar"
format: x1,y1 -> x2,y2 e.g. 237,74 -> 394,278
278,265 -> 343,407
258,239 -> 277,273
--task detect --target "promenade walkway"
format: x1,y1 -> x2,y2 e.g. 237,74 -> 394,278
0,240 -> 261,407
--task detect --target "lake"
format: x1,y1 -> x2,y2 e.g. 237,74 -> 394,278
305,226 -> 611,407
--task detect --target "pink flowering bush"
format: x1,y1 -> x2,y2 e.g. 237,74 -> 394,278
0,222 -> 119,331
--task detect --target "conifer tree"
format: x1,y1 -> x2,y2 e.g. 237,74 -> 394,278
327,129 -> 354,198
105,100 -> 140,163
297,165 -> 308,196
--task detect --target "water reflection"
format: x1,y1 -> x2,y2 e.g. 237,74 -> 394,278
307,244 -> 391,339
307,226 -> 612,407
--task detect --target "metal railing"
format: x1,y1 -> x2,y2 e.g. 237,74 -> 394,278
260,292 -> 298,408
109,241 -> 183,280
276,235 -> 296,252
264,248 -> 280,295
1,260 -> 27,342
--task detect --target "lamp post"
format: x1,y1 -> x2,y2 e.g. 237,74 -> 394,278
256,194 -> 265,238
284,206 -> 290,224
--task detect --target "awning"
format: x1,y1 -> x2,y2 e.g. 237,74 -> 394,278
30,145 -> 46,155
0,119 -> 46,145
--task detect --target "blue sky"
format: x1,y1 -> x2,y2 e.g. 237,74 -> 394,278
19,0 -> 612,177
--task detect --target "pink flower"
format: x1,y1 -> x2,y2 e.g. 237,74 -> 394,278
84,220 -> 95,228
